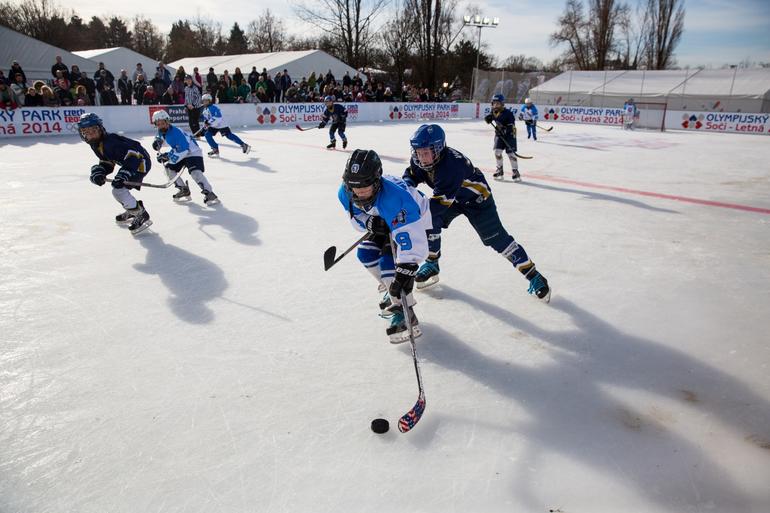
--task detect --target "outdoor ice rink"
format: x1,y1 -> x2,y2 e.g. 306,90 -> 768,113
2,120 -> 769,513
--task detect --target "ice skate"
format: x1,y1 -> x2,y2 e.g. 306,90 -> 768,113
326,140 -> 336,149
511,169 -> 522,183
208,148 -> 220,157
127,201 -> 152,235
493,167 -> 504,180
342,139 -> 348,149
386,306 -> 422,344
527,270 -> 551,303
173,183 -> 192,202
115,210 -> 134,225
203,190 -> 220,206
415,260 -> 440,290
241,143 -> 251,154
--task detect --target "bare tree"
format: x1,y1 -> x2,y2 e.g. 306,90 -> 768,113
131,16 -> 165,60
550,0 -> 628,70
406,0 -> 458,89
247,9 -> 287,53
642,0 -> 684,69
0,0 -> 73,48
292,0 -> 390,68
379,1 -> 416,88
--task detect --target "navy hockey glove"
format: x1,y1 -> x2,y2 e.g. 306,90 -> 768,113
389,263 -> 418,300
156,152 -> 170,164
366,216 -> 390,237
111,168 -> 132,189
89,164 -> 107,186
318,121 -> 326,129
484,113 -> 494,124
152,138 -> 163,151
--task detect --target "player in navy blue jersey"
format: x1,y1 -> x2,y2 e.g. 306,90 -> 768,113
319,95 -> 348,149
484,94 -> 520,181
338,149 -> 433,343
404,124 -> 551,302
77,113 -> 153,235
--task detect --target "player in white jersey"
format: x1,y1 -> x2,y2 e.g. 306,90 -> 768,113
199,94 -> 251,157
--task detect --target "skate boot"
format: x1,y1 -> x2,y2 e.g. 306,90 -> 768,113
342,139 -> 348,149
326,140 -> 336,149
526,270 -> 551,303
127,201 -> 152,235
203,190 -> 220,206
241,143 -> 251,154
415,259 -> 440,290
173,183 -> 192,202
379,291 -> 393,311
386,305 -> 422,344
511,169 -> 522,183
493,167 -> 504,180
208,148 -> 220,157
115,210 -> 135,225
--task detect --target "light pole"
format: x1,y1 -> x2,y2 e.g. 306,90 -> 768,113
463,15 -> 499,102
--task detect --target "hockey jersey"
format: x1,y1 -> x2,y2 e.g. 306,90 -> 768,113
519,103 -> 538,122
491,108 -> 517,137
322,103 -> 347,124
338,175 -> 431,265
154,124 -> 202,164
403,147 -> 492,221
88,132 -> 151,174
201,104 -> 228,129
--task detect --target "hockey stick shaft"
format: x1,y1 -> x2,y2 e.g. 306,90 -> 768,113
492,122 -> 533,159
388,239 -> 426,433
106,168 -> 185,189
323,232 -> 371,271
295,124 -> 319,131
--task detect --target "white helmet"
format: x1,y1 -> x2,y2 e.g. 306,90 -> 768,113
524,97 -> 532,104
201,93 -> 213,103
152,110 -> 171,124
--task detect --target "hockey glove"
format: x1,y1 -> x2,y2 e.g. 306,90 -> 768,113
389,263 -> 418,300
484,113 -> 494,124
156,152 -> 170,164
89,164 -> 107,186
151,138 -> 163,151
111,168 -> 132,189
366,216 -> 390,237
318,121 -> 326,129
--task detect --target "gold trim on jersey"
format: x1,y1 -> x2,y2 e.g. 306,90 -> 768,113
462,180 -> 491,199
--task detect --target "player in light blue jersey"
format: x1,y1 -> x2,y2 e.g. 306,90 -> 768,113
338,149 -> 432,343
519,98 -> 539,140
151,110 -> 220,205
200,93 -> 251,157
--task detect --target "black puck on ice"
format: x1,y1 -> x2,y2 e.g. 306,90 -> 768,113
371,418 -> 389,434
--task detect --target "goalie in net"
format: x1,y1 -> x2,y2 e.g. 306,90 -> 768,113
623,98 -> 668,131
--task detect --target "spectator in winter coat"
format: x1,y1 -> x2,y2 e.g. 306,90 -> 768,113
157,62 -> 172,88
170,75 -> 185,104
255,86 -> 268,103
95,69 -> 113,92
10,74 -> 27,105
74,85 -> 91,106
77,72 -> 96,105
39,85 -> 58,106
69,64 -> 82,83
233,67 -> 244,87
24,87 -> 43,106
100,84 -> 119,105
131,63 -> 145,83
236,82 -> 251,103
383,87 -> 394,102
280,69 -> 291,100
96,62 -> 115,87
51,55 -> 69,81
150,72 -> 166,95
142,85 -> 158,105
192,67 -> 203,92
133,74 -> 148,104
248,67 -> 259,92
8,61 -> 26,84
206,68 -> 218,91
117,70 -> 133,105
0,81 -> 18,109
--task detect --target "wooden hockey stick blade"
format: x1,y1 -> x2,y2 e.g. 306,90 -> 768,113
323,246 -> 337,270
514,152 -> 533,160
295,124 -> 316,131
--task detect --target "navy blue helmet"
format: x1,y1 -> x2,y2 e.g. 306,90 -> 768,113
77,112 -> 105,142
409,124 -> 446,170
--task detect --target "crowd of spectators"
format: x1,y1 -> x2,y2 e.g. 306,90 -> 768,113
1,56 -> 454,110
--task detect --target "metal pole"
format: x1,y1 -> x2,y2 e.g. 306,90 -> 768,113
472,25 -> 482,102
727,65 -> 738,112
567,70 -> 573,104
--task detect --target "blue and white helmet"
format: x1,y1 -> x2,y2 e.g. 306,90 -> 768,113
77,112 -> 105,142
491,93 -> 505,104
324,95 -> 335,103
409,124 -> 446,170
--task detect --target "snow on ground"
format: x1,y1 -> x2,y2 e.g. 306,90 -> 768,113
1,121 -> 769,513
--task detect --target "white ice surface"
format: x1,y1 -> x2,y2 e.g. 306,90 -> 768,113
1,121 -> 769,513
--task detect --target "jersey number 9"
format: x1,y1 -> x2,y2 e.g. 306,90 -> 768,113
394,232 -> 412,251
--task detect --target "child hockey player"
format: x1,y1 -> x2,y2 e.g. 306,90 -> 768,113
519,97 -> 539,140
199,93 -> 251,157
319,95 -> 348,149
484,94 -> 520,181
77,112 -> 153,235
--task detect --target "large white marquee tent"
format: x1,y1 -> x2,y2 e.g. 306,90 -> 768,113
73,47 -> 175,79
169,50 -> 359,82
529,69 -> 770,112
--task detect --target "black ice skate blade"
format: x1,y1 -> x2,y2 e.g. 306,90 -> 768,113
130,220 -> 153,235
204,199 -> 221,206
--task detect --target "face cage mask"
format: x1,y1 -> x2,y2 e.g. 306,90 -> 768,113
79,125 -> 104,143
411,143 -> 443,170
346,179 -> 381,211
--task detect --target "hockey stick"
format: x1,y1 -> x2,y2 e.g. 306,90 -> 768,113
491,122 -> 533,159
295,124 -> 320,131
386,238 -> 426,433
535,122 -> 554,132
106,168 -> 185,189
323,232 -> 371,271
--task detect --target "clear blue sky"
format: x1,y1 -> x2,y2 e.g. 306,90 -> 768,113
51,0 -> 770,67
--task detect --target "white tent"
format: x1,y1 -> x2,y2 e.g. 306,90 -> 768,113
73,47 -> 175,81
169,50 -> 358,82
529,69 -> 770,112
0,25 -> 99,82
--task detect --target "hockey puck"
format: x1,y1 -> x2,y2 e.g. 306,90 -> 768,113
371,418 -> 389,434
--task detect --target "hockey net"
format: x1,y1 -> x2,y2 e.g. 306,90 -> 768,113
632,101 -> 668,131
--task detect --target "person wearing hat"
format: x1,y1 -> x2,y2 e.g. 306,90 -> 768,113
8,61 -> 26,84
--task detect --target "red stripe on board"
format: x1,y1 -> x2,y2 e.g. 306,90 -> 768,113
247,135 -> 770,215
